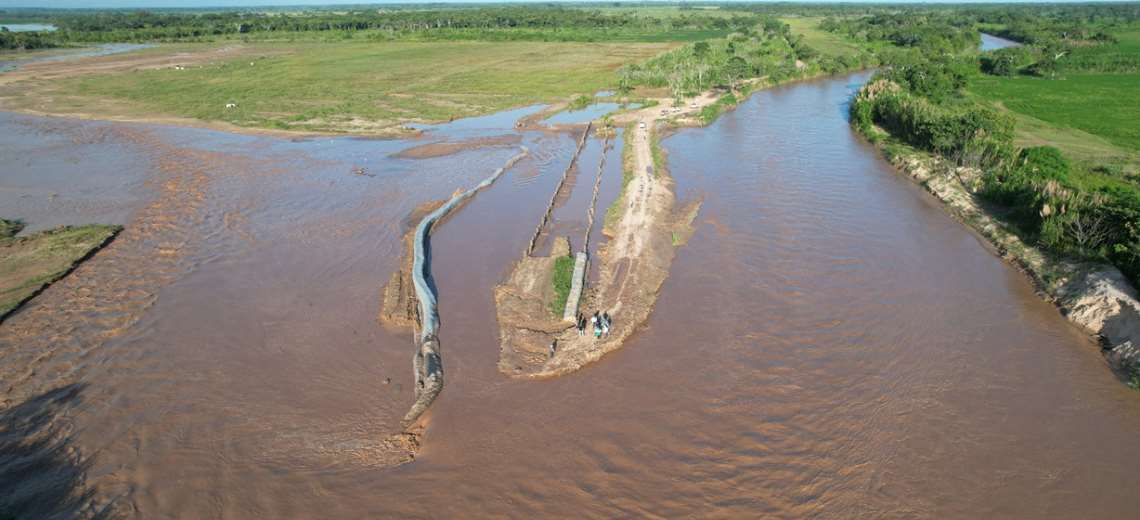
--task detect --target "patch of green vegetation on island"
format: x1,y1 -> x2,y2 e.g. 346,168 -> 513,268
568,94 -> 595,111
0,219 -> 121,319
649,123 -> 668,175
698,92 -> 739,126
550,253 -> 576,317
604,123 -> 638,234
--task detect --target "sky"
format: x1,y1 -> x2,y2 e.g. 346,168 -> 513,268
0,0 -> 1113,9
0,0 -> 1121,8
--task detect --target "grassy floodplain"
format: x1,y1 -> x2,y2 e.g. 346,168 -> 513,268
781,16 -> 862,57
970,73 -> 1140,154
0,220 -> 120,319
54,41 -> 672,133
0,5 -> 877,135
966,24 -> 1140,170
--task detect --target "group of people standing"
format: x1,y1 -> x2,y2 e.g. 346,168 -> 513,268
549,311 -> 615,359
577,310 -> 612,339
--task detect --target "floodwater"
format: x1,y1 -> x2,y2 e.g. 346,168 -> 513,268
0,43 -> 152,73
981,32 -> 1022,51
542,102 -> 641,126
0,23 -> 57,32
3,70 -> 1140,518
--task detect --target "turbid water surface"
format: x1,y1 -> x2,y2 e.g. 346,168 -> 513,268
0,43 -> 154,72
2,71 -> 1140,518
981,32 -> 1022,51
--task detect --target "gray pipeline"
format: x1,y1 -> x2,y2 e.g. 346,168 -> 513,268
403,146 -> 529,425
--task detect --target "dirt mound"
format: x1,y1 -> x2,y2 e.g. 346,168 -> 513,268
392,134 -> 521,160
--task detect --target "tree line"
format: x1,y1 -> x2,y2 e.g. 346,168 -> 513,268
1,7 -> 756,44
848,5 -> 1140,286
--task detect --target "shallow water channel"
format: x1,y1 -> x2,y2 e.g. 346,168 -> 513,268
2,71 -> 1140,518
981,32 -> 1022,51
0,43 -> 153,73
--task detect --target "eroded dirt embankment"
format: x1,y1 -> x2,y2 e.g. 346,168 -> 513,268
881,145 -> 1140,379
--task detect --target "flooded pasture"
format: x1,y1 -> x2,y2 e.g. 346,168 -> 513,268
0,43 -> 154,73
2,71 -> 1140,518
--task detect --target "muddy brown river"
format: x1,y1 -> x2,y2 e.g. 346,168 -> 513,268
3,72 -> 1140,518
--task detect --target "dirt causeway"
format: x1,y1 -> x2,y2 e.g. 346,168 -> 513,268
496,92 -> 718,377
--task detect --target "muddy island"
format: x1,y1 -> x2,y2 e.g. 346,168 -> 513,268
495,94 -> 710,377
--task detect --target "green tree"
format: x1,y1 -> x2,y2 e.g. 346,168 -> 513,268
693,41 -> 710,59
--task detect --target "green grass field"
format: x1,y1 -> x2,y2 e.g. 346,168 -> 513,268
782,17 -> 862,58
585,6 -> 743,19
970,74 -> 1140,153
52,41 -> 672,133
0,220 -> 120,319
230,27 -> 731,44
551,253 -> 576,317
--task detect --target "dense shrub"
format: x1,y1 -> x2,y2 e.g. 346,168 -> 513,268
980,47 -> 1036,76
0,29 -> 58,50
980,146 -> 1071,233
976,146 -> 1140,283
852,80 -> 1014,169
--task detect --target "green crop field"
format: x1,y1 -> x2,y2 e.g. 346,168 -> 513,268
585,6 -> 744,19
44,41 -> 672,133
782,16 -> 862,57
969,73 -> 1140,153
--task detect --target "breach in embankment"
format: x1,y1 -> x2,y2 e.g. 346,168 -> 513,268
380,147 -> 528,434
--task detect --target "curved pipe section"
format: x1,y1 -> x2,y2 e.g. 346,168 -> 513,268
403,147 -> 529,425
